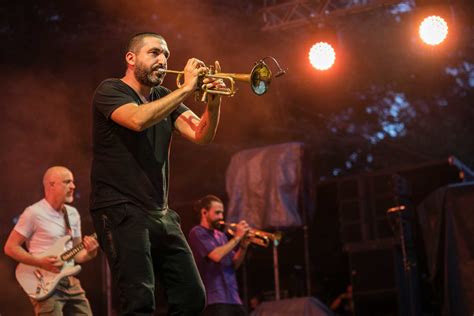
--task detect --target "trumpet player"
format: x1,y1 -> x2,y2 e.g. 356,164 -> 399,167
189,195 -> 250,316
90,32 -> 227,315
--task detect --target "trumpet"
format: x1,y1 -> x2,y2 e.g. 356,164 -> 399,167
158,56 -> 285,101
217,221 -> 282,248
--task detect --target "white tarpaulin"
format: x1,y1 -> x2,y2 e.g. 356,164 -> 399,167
225,142 -> 305,229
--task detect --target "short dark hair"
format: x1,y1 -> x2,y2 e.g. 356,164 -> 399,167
126,32 -> 165,54
193,194 -> 223,222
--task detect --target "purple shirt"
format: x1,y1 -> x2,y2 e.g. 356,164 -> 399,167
188,225 -> 242,305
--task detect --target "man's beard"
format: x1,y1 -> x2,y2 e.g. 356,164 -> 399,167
134,61 -> 163,87
210,220 -> 223,230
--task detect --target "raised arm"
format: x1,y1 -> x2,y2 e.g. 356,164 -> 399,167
207,220 -> 249,264
174,61 -> 224,144
173,98 -> 221,144
232,238 -> 249,269
207,234 -> 243,263
111,58 -> 207,132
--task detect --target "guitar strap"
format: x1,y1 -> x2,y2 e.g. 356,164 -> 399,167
62,206 -> 72,237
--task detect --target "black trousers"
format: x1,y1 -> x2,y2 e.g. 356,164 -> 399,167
91,203 -> 206,316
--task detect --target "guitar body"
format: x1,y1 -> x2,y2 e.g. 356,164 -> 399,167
15,235 -> 82,301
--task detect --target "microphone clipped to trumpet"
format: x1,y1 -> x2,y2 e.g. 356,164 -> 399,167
158,56 -> 286,102
217,220 -> 282,248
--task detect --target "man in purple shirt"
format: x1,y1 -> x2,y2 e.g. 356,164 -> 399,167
188,194 -> 250,316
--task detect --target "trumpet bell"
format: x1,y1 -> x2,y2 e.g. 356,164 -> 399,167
250,61 -> 272,95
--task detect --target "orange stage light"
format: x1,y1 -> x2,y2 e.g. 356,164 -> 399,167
308,42 -> 336,71
419,15 -> 448,46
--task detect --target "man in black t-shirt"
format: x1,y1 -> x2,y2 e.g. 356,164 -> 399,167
90,32 -> 225,315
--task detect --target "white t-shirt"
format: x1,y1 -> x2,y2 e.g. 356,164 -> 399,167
14,199 -> 82,255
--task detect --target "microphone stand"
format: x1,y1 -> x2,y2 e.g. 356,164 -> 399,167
273,236 -> 281,301
387,205 -> 420,316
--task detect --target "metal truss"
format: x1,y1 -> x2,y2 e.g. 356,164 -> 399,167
260,0 -> 404,31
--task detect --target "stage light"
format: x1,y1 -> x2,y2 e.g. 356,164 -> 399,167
419,15 -> 448,45
308,42 -> 336,71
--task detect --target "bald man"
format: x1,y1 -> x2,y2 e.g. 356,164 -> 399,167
4,166 -> 99,315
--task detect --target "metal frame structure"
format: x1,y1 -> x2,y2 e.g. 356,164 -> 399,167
259,0 -> 404,31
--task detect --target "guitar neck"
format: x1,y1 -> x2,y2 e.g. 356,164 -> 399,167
60,233 -> 97,261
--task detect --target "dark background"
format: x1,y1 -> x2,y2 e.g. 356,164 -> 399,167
0,0 -> 473,314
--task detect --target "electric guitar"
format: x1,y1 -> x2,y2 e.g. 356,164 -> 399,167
15,233 -> 97,301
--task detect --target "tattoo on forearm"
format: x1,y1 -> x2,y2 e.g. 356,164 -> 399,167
180,115 -> 201,132
198,121 -> 208,134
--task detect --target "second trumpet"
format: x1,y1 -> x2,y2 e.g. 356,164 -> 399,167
217,221 -> 282,248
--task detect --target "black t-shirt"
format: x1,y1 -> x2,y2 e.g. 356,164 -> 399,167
90,78 -> 189,212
